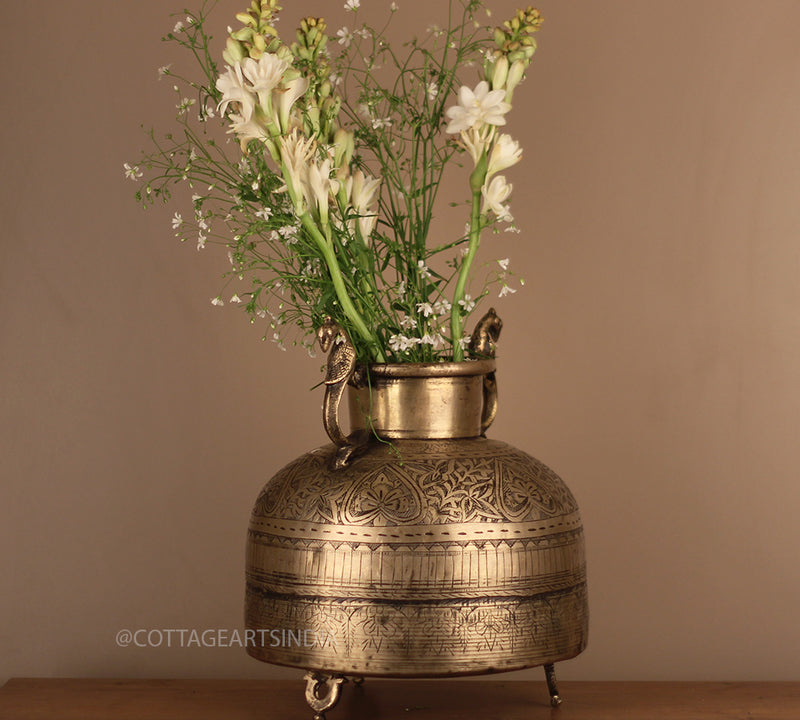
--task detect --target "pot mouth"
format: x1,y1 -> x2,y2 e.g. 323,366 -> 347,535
363,359 -> 495,379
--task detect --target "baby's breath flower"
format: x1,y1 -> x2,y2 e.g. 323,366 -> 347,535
123,163 -> 143,180
433,299 -> 452,314
231,294 -> 243,303
211,296 -> 224,306
498,258 -> 510,270
337,27 -> 353,46
458,294 -> 475,312
416,302 -> 434,318
173,20 -> 184,33
344,0 -> 360,11
176,97 -> 196,116
171,212 -> 183,229
498,285 -> 516,298
157,64 -> 172,79
417,260 -> 432,279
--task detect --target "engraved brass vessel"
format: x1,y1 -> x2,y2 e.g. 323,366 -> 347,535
245,312 -> 588,718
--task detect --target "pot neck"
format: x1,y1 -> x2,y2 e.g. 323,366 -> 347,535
348,360 -> 497,439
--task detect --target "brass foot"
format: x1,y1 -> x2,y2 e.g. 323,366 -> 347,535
304,671 -> 345,720
544,664 -> 562,707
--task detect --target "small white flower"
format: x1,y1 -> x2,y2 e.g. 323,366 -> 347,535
397,280 -> 406,296
171,212 -> 183,229
337,27 -> 353,46
272,332 -> 286,351
433,299 -> 452,315
176,97 -> 196,116
211,296 -> 224,306
417,260 -> 432,279
157,64 -> 172,79
255,207 -> 273,221
371,117 -> 392,129
230,294 -> 243,303
458,294 -> 475,312
498,258 -> 510,270
330,72 -> 343,86
389,334 -> 411,352
173,21 -> 184,33
123,163 -> 142,181
498,285 -> 517,298
399,314 -> 417,330
416,302 -> 434,317
421,333 -> 445,349
197,231 -> 207,250
344,0 -> 360,10
426,82 -> 439,101
390,2 -> 399,10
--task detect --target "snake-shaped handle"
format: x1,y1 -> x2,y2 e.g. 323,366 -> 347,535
316,317 -> 357,449
468,307 -> 503,434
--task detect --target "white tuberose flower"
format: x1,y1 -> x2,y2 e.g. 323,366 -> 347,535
487,134 -> 522,178
445,80 -> 511,134
216,62 -> 255,121
481,175 -> 513,221
242,53 -> 289,109
274,76 -> 310,132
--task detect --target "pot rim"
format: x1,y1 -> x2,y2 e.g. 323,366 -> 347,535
363,359 -> 495,379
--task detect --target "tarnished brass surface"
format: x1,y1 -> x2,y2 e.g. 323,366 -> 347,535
246,312 -> 587,679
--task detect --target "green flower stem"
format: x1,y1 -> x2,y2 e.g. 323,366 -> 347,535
298,212 -> 386,363
451,153 -> 488,361
451,189 -> 483,361
279,160 -> 384,362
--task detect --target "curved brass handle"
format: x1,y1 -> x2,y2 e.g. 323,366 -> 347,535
317,317 -> 357,447
469,308 -> 503,435
481,370 -> 498,434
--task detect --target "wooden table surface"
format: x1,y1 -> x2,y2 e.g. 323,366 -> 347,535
1,678 -> 799,719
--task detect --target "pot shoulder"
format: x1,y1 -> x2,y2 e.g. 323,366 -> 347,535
251,437 -> 579,527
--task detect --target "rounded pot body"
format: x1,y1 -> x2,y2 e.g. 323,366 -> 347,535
245,361 -> 588,676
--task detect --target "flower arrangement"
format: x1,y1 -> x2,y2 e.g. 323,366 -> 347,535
127,0 -> 542,364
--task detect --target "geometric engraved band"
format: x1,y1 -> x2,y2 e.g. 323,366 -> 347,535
245,582 -> 589,676
247,527 -> 586,600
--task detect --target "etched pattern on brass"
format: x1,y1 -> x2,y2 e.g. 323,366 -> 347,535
254,439 -> 578,526
245,585 -> 588,676
246,438 -> 588,676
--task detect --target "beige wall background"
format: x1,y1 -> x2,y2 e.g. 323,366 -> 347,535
2,0 -> 800,684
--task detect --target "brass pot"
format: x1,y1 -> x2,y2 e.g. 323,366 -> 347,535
245,314 -> 588,715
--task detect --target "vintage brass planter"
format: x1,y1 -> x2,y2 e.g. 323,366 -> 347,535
245,313 -> 588,718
